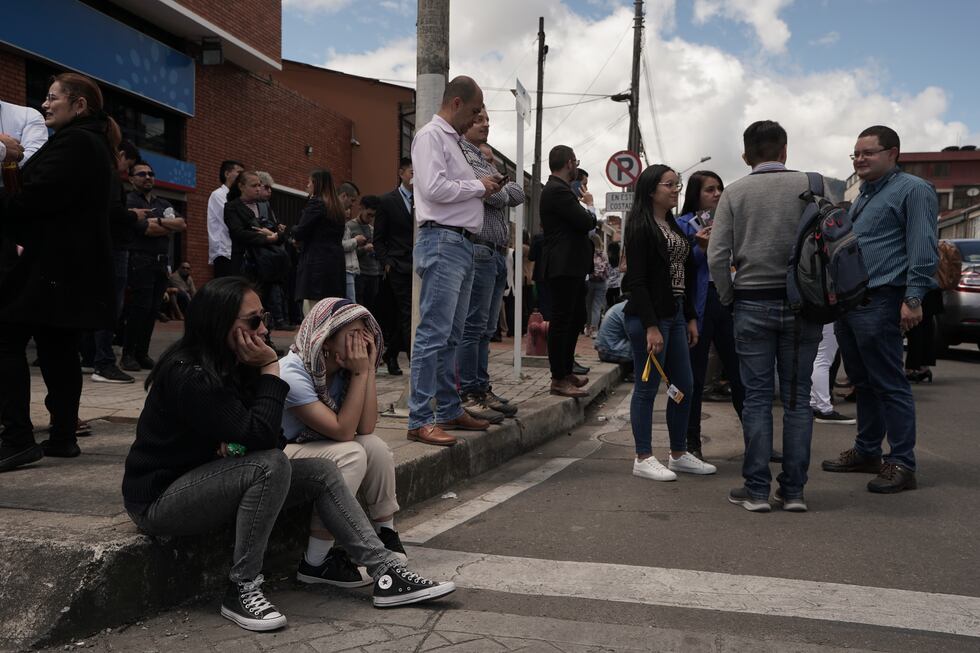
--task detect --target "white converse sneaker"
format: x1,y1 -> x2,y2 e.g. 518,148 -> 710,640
668,452 -> 717,475
632,456 -> 677,481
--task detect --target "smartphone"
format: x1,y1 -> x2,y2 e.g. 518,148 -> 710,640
496,174 -> 509,186
571,180 -> 583,198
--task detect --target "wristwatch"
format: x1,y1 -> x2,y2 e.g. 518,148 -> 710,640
903,296 -> 921,309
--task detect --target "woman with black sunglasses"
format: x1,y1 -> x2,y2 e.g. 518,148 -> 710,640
122,277 -> 454,633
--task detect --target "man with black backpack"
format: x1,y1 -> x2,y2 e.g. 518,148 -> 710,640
821,125 -> 938,494
707,120 -> 823,513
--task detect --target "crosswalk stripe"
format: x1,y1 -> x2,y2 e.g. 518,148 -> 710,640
408,546 -> 980,638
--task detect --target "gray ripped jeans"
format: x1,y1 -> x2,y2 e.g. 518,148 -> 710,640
128,450 -> 399,583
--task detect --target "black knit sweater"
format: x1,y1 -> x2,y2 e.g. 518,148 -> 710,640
122,362 -> 289,514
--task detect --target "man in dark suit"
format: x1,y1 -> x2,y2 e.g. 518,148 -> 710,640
373,157 -> 415,375
539,145 -> 596,398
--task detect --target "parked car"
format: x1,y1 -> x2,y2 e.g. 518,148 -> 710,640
937,239 -> 980,352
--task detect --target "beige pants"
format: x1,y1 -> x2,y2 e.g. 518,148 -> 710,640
284,434 -> 399,520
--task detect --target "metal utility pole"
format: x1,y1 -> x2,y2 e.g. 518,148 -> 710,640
386,0 -> 448,416
626,0 -> 643,157
529,17 -> 547,236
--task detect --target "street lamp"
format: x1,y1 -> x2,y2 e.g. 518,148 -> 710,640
678,156 -> 711,176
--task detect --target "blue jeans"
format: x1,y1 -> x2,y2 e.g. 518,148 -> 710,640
585,279 -> 607,329
734,300 -> 821,500
459,245 -> 507,395
345,271 -> 357,302
626,302 -> 694,455
408,227 -> 475,429
834,286 -> 916,470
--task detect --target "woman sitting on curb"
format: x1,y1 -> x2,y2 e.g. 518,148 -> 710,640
279,297 -> 406,587
121,278 -> 454,633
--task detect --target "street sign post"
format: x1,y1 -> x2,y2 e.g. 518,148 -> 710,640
513,79 -> 530,379
605,150 -> 642,188
605,191 -> 634,212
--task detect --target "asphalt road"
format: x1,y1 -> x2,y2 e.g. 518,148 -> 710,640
47,346 -> 980,653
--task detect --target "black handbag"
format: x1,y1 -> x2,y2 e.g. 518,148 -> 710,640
246,243 -> 290,283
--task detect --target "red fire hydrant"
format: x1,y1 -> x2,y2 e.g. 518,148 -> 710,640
525,309 -> 549,356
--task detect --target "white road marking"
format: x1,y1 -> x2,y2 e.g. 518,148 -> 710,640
401,457 -> 583,544
409,546 -> 980,638
402,390 -> 632,545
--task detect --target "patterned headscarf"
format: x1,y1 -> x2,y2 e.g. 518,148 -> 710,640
290,297 -> 384,420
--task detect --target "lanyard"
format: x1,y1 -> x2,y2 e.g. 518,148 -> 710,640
851,170 -> 899,222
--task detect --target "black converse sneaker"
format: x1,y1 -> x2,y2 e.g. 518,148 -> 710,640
378,527 -> 408,564
372,566 -> 456,607
296,547 -> 373,587
220,575 -> 286,631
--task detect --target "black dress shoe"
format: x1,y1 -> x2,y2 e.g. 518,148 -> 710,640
0,443 -> 44,472
867,463 -> 917,493
386,359 -> 403,376
572,362 -> 590,375
137,355 -> 155,370
40,439 -> 81,458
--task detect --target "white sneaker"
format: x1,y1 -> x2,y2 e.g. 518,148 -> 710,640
633,456 -> 677,481
668,452 -> 718,475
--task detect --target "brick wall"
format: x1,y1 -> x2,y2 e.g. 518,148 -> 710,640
0,49 -> 26,104
176,0 -> 281,64
184,63 -> 352,283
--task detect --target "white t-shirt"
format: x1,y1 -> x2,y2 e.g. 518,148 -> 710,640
279,351 -> 341,441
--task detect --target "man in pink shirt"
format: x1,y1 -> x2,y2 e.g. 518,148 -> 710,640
406,76 -> 500,447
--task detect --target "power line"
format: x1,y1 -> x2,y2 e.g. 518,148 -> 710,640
374,77 -> 615,97
488,95 -> 611,112
537,20 -> 634,149
641,50 -> 666,163
484,37 -> 539,107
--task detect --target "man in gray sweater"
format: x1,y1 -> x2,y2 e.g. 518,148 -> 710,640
707,120 -> 823,513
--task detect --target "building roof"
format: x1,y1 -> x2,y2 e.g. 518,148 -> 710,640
281,60 -> 415,94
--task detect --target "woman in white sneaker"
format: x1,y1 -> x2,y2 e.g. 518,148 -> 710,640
278,297 -> 406,587
622,165 -> 717,480
122,278 -> 454,634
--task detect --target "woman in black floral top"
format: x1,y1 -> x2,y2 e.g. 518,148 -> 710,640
622,165 -> 717,481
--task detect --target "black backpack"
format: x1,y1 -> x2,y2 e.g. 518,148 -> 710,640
786,173 -> 869,324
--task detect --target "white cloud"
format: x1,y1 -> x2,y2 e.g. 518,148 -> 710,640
317,0 -> 976,209
693,0 -> 794,53
810,31 -> 840,46
283,0 -> 351,13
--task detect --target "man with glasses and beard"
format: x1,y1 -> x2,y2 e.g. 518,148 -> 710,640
122,161 -> 186,372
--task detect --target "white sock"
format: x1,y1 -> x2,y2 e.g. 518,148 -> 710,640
304,537 -> 334,566
374,519 -> 394,534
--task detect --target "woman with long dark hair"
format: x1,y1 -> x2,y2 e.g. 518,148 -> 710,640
675,171 -> 744,459
122,278 -> 454,633
294,169 -> 347,315
622,165 -> 716,481
0,72 -> 117,470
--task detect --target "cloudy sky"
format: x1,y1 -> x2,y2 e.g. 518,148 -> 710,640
282,0 -> 979,206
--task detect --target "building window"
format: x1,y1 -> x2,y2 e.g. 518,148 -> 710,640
26,59 -> 184,159
937,192 -> 952,211
933,162 -> 950,177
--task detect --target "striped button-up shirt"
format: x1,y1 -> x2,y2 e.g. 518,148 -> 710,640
460,139 -> 526,246
849,167 -> 939,301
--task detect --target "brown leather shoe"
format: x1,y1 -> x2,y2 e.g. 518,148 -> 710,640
437,412 -> 490,431
564,374 -> 588,388
407,424 -> 457,446
550,379 -> 588,398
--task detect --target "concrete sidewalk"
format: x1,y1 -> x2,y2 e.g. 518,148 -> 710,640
2,324 -> 621,650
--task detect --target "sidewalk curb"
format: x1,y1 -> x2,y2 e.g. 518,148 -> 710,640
0,365 -> 620,650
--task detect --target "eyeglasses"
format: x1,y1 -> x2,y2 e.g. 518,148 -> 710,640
44,94 -> 71,103
850,148 -> 891,160
659,181 -> 684,190
238,311 -> 271,331
132,171 -> 155,178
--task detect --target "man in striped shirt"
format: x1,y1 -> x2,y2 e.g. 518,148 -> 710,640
457,107 -> 525,421
822,125 -> 939,494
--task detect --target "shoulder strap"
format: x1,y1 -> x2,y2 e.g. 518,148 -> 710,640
805,172 -> 824,197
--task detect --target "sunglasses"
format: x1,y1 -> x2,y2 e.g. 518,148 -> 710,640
132,171 -> 155,178
238,311 -> 271,330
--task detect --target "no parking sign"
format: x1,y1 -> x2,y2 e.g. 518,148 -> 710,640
605,150 -> 642,187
